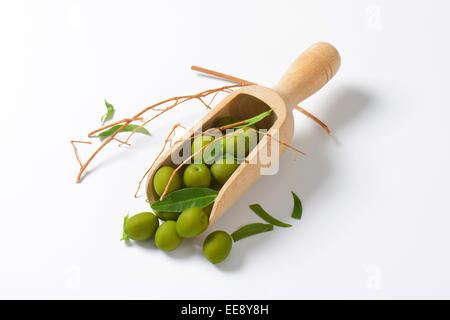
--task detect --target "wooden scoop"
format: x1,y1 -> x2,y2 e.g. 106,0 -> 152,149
146,42 -> 341,226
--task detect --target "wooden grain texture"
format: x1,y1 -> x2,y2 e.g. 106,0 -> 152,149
273,42 -> 341,109
146,42 -> 340,227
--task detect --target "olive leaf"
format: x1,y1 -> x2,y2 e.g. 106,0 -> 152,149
120,214 -> 129,241
101,99 -> 115,124
249,204 -> 292,227
97,124 -> 150,140
291,191 -> 303,220
231,223 -> 274,242
151,187 -> 218,212
234,109 -> 272,129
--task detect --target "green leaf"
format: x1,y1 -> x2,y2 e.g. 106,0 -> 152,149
234,109 -> 272,129
291,191 -> 303,220
231,223 -> 274,242
101,99 -> 115,124
97,124 -> 150,140
249,204 -> 292,227
120,214 -> 129,241
151,187 -> 218,212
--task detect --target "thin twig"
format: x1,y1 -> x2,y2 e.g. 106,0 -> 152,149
208,90 -> 221,106
217,120 -> 248,131
191,65 -> 255,85
113,137 -> 131,146
70,140 -> 92,167
159,127 -> 306,200
160,129 -> 247,199
250,128 -> 307,156
122,84 -> 244,145
191,65 -> 332,135
197,97 -> 212,110
294,106 -> 331,135
134,123 -> 185,198
74,83 -> 247,183
76,121 -> 132,182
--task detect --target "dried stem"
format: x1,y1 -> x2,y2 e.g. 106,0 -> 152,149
73,84 -> 247,183
121,84 -> 244,145
294,106 -> 331,135
217,120 -> 248,131
70,140 -> 92,167
159,128 -> 247,199
191,66 -> 255,85
76,121 -> 131,183
134,123 -> 185,198
191,65 -> 331,135
74,65 -> 329,186
249,128 -> 307,156
113,137 -> 131,146
159,127 -> 306,200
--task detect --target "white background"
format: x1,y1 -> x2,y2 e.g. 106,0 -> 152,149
1,0 -> 449,299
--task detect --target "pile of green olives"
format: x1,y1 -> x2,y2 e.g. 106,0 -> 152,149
124,207 -> 211,252
124,209 -> 232,264
151,116 -> 259,214
123,117 -> 258,264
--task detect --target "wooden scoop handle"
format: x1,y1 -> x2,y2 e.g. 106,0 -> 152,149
273,42 -> 341,109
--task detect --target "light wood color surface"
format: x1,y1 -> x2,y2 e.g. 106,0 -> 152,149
146,42 -> 340,226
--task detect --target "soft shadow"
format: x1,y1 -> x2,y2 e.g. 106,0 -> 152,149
286,86 -> 371,202
133,236 -> 202,260
325,87 -> 371,135
132,238 -> 158,250
165,239 -> 202,260
78,144 -> 138,182
211,86 -> 372,271
196,73 -> 236,84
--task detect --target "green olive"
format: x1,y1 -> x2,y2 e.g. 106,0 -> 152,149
211,158 -> 239,185
215,116 -> 239,128
155,221 -> 183,251
224,127 -> 258,158
155,211 -> 181,221
203,139 -> 225,165
203,230 -> 232,264
176,207 -> 209,238
191,135 -> 215,163
183,164 -> 212,188
153,166 -> 182,197
124,212 -> 159,241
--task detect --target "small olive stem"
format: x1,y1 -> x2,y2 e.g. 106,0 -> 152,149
74,84 -> 247,183
158,127 -> 307,200
216,120 -> 248,131
122,84 -> 246,145
113,137 -> 131,146
159,128 -> 247,200
248,128 -> 307,156
294,106 -> 331,135
70,140 -> 92,167
191,66 -> 255,85
134,123 -> 185,198
191,65 -> 331,135
76,121 -> 133,183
